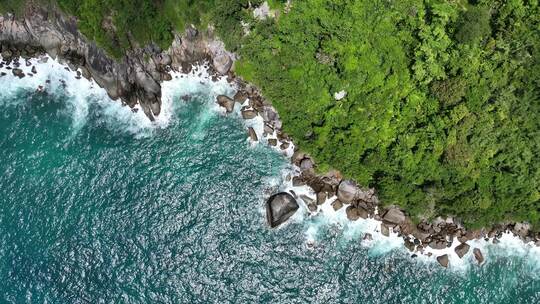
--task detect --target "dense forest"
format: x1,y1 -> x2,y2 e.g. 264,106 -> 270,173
1,0 -> 539,229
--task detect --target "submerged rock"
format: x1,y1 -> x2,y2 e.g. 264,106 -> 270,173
437,254 -> 449,268
266,192 -> 299,228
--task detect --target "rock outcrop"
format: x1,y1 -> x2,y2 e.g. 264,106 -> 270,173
266,192 -> 299,228
0,4 -> 234,121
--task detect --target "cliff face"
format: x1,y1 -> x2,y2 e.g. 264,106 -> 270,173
0,3 -> 234,120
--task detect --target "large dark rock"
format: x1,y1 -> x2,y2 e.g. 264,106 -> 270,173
217,95 -> 235,113
382,207 -> 406,224
337,180 -> 357,203
454,242 -> 470,258
266,192 -> 299,228
437,254 -> 449,268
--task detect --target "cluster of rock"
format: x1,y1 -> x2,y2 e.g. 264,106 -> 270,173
256,117 -> 539,268
0,54 -> 39,79
0,4 -> 235,121
215,81 -> 292,153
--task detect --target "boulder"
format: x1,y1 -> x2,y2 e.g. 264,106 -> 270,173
382,208 -> 406,225
337,180 -> 357,203
331,199 -> 343,211
404,239 -> 415,252
265,192 -> 299,228
316,192 -> 327,205
300,195 -> 314,205
31,66 -> 37,74
381,223 -> 390,237
363,233 -> 373,241
307,203 -> 317,213
248,127 -> 258,142
12,68 -> 24,78
292,176 -> 305,187
268,138 -> 277,146
346,206 -> 360,221
280,142 -> 290,150
454,243 -> 470,258
300,158 -> 314,170
241,108 -> 257,119
233,90 -> 248,104
428,239 -> 447,250
217,95 -> 235,113
473,248 -> 484,265
513,223 -> 530,237
212,53 -> 232,75
437,254 -> 449,268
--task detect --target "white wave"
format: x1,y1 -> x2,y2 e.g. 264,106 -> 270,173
0,55 -> 157,137
273,160 -> 540,271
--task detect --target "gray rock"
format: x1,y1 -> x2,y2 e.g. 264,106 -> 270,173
473,248 -> 484,265
241,109 -> 257,119
437,254 -> 449,268
346,206 -> 360,221
292,176 -> 305,187
213,54 -> 232,75
248,127 -> 258,142
316,192 -> 327,205
331,199 -> 343,211
429,239 -> 447,250
217,95 -> 235,113
454,243 -> 470,258
337,180 -> 357,203
300,195 -> 314,205
233,90 -> 248,104
268,138 -> 278,146
12,68 -> 24,78
266,192 -> 299,228
382,208 -> 406,224
280,142 -> 290,150
381,223 -> 390,237
363,233 -> 373,241
300,158 -> 314,170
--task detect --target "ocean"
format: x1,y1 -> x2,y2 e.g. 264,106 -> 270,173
0,57 -> 539,303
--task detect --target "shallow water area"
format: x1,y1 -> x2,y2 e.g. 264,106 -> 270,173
1,57 -> 539,303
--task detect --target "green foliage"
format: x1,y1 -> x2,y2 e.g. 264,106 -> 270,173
230,0 -> 540,228
455,5 -> 492,44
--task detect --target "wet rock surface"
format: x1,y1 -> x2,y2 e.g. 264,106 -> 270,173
266,192 -> 299,228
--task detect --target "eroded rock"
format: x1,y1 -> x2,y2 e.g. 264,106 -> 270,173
217,95 -> 235,113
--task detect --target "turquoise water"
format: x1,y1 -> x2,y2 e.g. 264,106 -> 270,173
1,61 -> 540,303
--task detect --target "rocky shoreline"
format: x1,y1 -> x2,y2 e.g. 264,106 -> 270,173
2,3 -> 539,269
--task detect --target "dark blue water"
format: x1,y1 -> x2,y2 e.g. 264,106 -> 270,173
1,59 -> 539,303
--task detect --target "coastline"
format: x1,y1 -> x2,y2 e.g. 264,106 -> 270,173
1,6 -> 539,269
